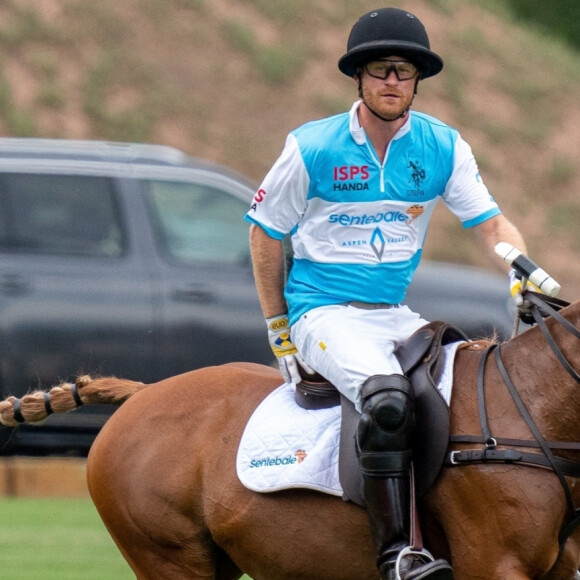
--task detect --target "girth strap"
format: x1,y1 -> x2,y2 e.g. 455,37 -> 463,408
453,342 -> 580,516
493,345 -> 577,517
446,448 -> 580,478
449,434 -> 580,451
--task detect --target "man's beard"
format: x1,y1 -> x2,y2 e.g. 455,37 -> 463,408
361,86 -> 414,122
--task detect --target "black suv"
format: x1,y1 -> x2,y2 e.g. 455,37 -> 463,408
0,138 -> 514,455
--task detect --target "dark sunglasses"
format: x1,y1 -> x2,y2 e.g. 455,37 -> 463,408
365,60 -> 419,81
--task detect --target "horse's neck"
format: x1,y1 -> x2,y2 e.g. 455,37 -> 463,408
500,304 -> 580,441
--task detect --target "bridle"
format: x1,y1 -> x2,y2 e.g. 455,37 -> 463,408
446,291 -> 580,576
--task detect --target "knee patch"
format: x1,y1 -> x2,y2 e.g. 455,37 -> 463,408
357,375 -> 415,475
369,389 -> 408,431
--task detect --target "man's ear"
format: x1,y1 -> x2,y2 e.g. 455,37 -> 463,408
354,71 -> 363,98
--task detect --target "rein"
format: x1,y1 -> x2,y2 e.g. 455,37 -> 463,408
447,291 -> 580,576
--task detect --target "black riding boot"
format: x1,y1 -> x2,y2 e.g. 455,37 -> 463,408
357,374 -> 453,580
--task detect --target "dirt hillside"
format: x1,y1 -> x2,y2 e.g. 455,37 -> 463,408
1,0 -> 579,297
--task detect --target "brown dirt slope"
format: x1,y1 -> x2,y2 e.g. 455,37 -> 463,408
0,0 -> 579,296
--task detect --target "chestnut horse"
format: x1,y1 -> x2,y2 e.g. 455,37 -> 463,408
1,293 -> 580,579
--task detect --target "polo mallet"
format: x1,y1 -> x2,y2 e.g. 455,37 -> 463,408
494,242 -> 561,337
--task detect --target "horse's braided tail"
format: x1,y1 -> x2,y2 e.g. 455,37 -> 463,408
0,375 -> 147,427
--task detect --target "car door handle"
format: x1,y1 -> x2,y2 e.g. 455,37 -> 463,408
171,285 -> 214,303
0,274 -> 30,296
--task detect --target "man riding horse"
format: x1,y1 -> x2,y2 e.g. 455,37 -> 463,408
246,7 -> 527,580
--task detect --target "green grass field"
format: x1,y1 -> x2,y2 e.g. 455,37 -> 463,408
0,497 -> 131,579
0,497 -> 253,579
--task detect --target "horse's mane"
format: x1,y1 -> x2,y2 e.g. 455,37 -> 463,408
0,375 -> 146,427
459,338 -> 496,351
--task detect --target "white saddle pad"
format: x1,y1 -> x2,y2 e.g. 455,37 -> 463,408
236,342 -> 462,496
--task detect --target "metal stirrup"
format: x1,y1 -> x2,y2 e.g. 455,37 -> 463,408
395,546 -> 436,580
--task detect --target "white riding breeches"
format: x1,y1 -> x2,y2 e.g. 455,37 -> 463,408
292,303 -> 428,412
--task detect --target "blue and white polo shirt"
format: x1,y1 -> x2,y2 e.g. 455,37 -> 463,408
245,101 -> 500,325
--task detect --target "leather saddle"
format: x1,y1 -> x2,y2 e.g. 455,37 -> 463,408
295,320 -> 468,504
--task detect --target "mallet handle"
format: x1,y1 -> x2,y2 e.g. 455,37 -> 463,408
495,242 -> 561,297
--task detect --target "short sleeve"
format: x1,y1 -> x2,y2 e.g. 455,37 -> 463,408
245,134 -> 310,238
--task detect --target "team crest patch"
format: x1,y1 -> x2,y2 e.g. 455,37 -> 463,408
406,204 -> 424,222
408,160 -> 426,187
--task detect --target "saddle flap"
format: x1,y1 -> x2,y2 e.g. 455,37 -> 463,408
395,320 -> 468,378
403,322 -> 467,494
396,327 -> 436,375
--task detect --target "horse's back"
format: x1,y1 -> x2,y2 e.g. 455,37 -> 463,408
88,362 -> 282,483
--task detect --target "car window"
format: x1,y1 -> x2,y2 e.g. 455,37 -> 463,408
0,173 -> 124,257
146,180 -> 250,265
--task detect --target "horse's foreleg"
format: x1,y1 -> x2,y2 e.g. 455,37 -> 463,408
426,466 -> 572,580
548,538 -> 580,580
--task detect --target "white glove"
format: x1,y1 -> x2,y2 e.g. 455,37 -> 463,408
266,314 -> 313,384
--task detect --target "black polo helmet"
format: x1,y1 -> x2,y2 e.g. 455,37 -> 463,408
338,7 -> 443,79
